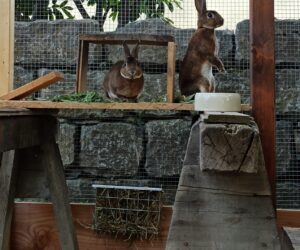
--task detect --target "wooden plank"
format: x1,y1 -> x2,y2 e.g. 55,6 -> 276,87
277,210 -> 300,228
41,142 -> 79,250
0,100 -> 252,111
0,150 -> 19,250
0,0 -> 14,95
76,41 -> 89,92
12,203 -> 172,250
79,33 -> 175,45
166,163 -> 280,250
250,0 -> 276,197
166,42 -> 176,103
0,72 -> 64,100
0,116 -> 45,152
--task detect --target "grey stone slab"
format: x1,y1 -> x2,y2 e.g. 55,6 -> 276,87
15,20 -> 101,66
80,123 -> 143,177
145,119 -> 191,177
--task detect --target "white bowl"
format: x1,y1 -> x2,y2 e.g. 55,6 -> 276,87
194,93 -> 241,112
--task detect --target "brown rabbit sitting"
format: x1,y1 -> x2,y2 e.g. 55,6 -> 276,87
179,0 -> 226,96
103,41 -> 144,102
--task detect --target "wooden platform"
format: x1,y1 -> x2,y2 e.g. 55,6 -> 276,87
0,100 -> 252,111
166,165 -> 281,250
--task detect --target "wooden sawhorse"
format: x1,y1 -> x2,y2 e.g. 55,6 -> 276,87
0,109 -> 79,250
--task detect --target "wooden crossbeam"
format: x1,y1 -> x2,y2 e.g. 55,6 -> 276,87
0,72 -> 64,100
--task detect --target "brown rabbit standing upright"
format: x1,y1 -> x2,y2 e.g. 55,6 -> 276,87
179,0 -> 226,96
103,41 -> 144,102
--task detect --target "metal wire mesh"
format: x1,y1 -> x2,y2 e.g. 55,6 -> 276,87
14,0 -> 250,205
275,0 -> 300,208
93,184 -> 162,239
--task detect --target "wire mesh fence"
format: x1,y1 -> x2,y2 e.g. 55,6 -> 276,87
14,0 -> 252,205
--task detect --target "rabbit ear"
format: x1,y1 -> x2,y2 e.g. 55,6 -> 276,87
195,0 -> 207,15
123,41 -> 131,58
131,42 -> 140,59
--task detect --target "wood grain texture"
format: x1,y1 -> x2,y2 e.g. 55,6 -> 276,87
79,33 -> 175,45
0,72 -> 64,100
0,116 -> 44,152
166,42 -> 176,103
0,0 -> 14,95
12,203 -> 172,250
76,41 -> 89,92
0,100 -> 252,111
41,142 -> 79,250
0,150 -> 18,250
277,210 -> 300,228
166,165 -> 280,250
250,0 -> 276,198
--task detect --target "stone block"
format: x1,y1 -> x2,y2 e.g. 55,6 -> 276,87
80,123 -> 143,177
15,20 -> 101,67
13,66 -> 34,89
236,19 -> 300,63
215,69 -> 250,104
199,121 -> 264,173
57,122 -> 76,166
145,119 -> 191,177
275,69 -> 300,112
276,120 -> 293,176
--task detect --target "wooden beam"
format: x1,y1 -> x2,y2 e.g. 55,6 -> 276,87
277,209 -> 300,228
0,150 -> 19,250
0,0 -> 14,95
41,142 -> 79,249
76,41 -> 89,92
250,0 -> 276,198
0,72 -> 64,100
166,42 -> 176,103
0,100 -> 252,112
79,34 -> 175,45
12,203 -> 172,250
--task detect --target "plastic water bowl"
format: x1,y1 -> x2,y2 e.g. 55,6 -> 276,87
194,93 -> 241,112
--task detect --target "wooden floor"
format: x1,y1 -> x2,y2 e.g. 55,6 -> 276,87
11,203 -> 172,250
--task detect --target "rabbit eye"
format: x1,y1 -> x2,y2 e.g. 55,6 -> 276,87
207,12 -> 214,18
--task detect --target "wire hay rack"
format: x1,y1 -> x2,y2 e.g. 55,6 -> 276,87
92,184 -> 163,240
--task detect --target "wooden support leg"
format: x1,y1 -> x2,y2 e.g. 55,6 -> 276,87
41,142 -> 79,250
0,150 -> 19,250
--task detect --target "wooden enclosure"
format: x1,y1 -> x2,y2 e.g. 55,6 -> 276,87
1,0 -> 298,248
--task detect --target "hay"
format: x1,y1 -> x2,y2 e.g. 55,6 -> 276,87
93,185 -> 162,240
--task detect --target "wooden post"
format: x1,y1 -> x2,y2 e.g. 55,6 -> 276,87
167,42 -> 176,103
250,0 -> 276,198
76,40 -> 89,92
0,150 -> 19,250
0,0 -> 14,95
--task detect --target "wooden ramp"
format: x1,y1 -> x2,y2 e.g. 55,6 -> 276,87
166,165 -> 281,250
166,117 -> 281,250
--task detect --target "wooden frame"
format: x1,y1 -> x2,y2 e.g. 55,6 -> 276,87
76,34 -> 176,102
1,0 -> 276,203
0,0 -> 14,95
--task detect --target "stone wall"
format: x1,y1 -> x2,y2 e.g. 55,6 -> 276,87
14,18 -> 300,206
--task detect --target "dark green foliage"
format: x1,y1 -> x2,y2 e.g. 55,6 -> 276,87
51,91 -> 114,103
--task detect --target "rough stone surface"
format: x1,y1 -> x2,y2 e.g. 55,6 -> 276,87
15,20 -> 101,66
106,18 -> 233,64
236,19 -> 300,63
295,122 -> 300,161
57,122 -> 76,166
215,69 -> 250,103
80,123 -> 143,177
276,120 -> 293,176
145,119 -> 191,177
275,69 -> 300,113
13,66 -> 34,89
200,122 -> 264,173
277,182 -> 300,209
37,69 -> 107,98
